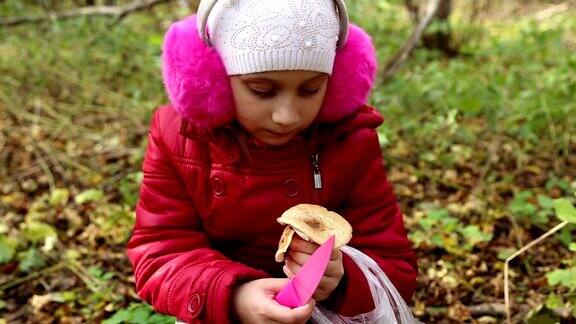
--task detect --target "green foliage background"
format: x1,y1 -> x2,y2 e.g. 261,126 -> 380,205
0,0 -> 575,322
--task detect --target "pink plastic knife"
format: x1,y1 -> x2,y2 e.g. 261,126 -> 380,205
275,235 -> 335,308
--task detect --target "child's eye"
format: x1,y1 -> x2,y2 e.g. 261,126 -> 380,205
250,88 -> 276,99
249,87 -> 320,99
300,88 -> 320,97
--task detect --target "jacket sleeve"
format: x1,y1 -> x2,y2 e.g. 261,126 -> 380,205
126,108 -> 267,323
322,128 -> 418,317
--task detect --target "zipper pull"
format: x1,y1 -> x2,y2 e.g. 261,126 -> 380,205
311,153 -> 322,189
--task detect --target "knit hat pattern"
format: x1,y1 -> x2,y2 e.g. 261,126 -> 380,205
204,0 -> 340,75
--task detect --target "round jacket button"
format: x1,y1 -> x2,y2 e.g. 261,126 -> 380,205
210,176 -> 226,196
187,293 -> 203,318
283,179 -> 300,197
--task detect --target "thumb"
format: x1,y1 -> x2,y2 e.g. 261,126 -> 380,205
262,277 -> 291,292
292,299 -> 316,318
304,298 -> 316,310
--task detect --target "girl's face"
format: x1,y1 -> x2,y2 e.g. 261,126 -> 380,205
230,70 -> 329,146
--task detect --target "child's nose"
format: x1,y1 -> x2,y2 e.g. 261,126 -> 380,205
272,103 -> 299,128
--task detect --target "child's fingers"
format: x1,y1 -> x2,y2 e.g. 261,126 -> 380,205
285,255 -> 303,267
314,274 -> 346,301
288,299 -> 316,323
286,250 -> 310,265
297,299 -> 317,315
290,238 -> 341,261
284,256 -> 302,276
330,248 -> 342,261
262,278 -> 292,292
264,299 -> 315,323
287,253 -> 343,278
283,265 -> 295,279
289,237 -> 318,254
318,275 -> 332,288
324,259 -> 344,278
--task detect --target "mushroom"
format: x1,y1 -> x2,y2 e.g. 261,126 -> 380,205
275,204 -> 353,262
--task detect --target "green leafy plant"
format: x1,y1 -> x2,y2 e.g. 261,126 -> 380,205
504,197 -> 576,323
17,248 -> 46,272
119,172 -> 143,206
409,208 -> 493,255
508,190 -> 555,227
75,189 -> 105,204
547,267 -> 576,290
0,236 -> 17,264
104,303 -> 175,324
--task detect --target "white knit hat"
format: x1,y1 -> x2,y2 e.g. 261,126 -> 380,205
197,0 -> 349,75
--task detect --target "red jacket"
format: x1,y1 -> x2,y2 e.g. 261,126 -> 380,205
127,104 -> 417,323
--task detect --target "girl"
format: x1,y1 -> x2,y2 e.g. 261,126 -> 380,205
127,0 -> 417,323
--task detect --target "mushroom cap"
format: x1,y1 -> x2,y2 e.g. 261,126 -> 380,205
276,204 -> 352,249
275,226 -> 295,262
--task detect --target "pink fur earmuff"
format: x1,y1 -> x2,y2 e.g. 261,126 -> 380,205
162,15 -> 378,128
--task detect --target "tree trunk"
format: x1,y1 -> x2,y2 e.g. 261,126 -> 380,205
422,0 -> 459,57
404,0 -> 420,24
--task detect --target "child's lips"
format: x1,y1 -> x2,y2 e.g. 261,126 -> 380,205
267,130 -> 296,138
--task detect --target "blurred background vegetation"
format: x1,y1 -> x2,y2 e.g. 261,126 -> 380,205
0,0 -> 575,322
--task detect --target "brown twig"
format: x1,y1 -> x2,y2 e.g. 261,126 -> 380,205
535,2 -> 574,21
31,144 -> 56,192
382,0 -> 441,82
469,136 -> 502,198
0,129 -> 6,154
468,302 -> 574,319
0,262 -> 66,292
403,0 -> 420,24
0,0 -> 173,27
504,220 -> 569,324
467,303 -> 506,317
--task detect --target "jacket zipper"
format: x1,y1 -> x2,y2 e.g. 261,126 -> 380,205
311,153 -> 322,204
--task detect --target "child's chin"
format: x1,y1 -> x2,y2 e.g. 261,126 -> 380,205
257,135 -> 296,147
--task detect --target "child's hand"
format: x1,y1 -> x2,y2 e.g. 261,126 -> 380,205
284,237 -> 344,301
233,278 -> 315,324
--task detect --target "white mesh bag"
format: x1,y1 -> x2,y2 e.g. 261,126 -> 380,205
310,245 -> 418,324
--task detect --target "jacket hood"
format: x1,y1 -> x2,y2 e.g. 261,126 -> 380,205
313,105 -> 383,146
162,15 -> 378,129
